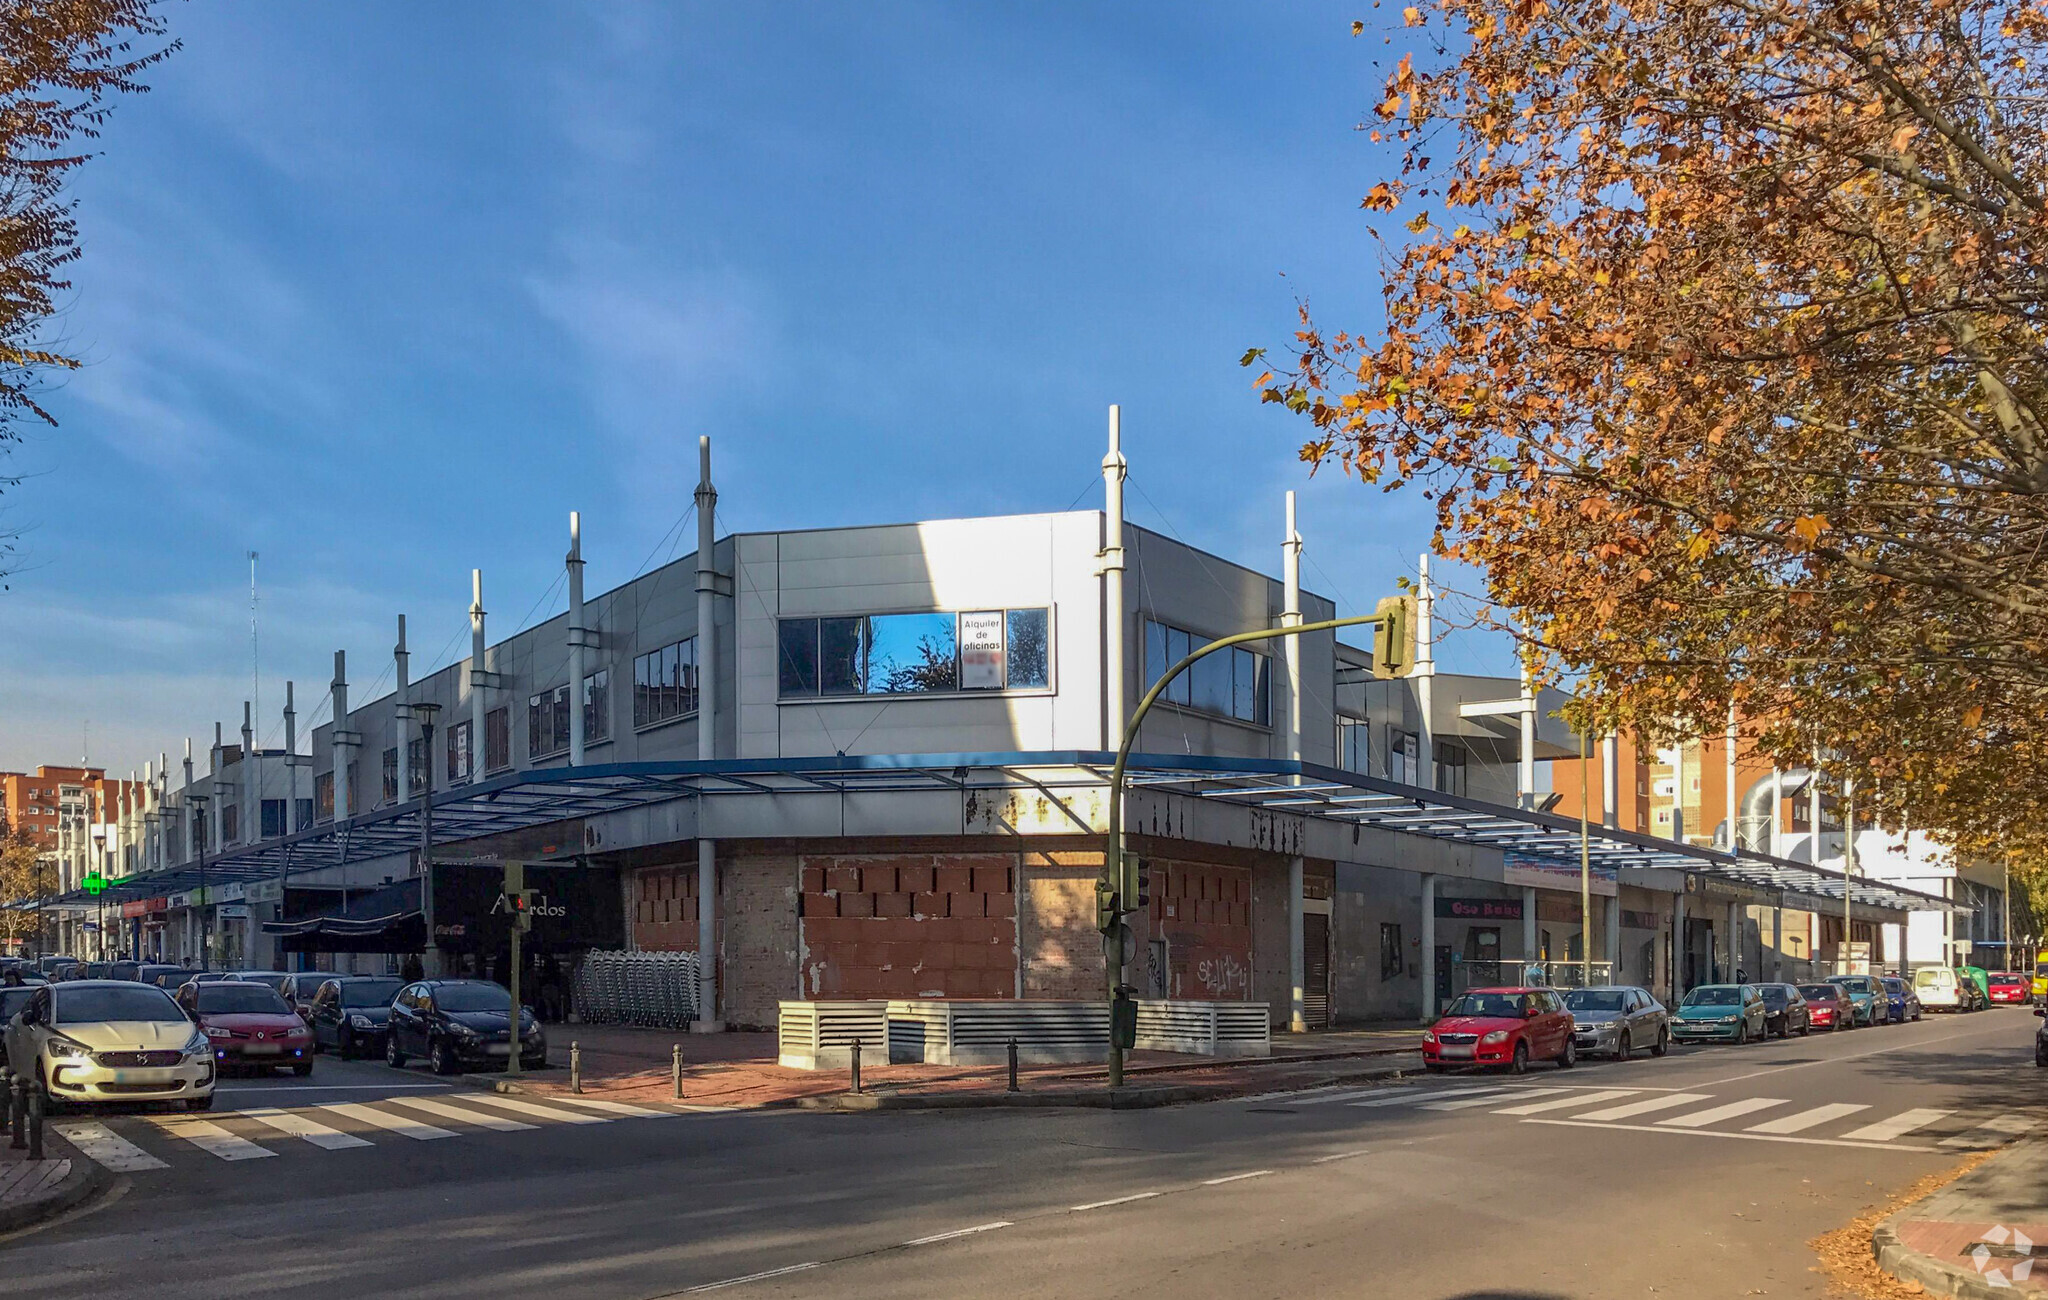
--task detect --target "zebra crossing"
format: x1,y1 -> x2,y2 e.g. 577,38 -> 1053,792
1269,1082 -> 2040,1153
51,1090 -> 715,1172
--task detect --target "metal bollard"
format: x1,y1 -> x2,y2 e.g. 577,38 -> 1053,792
671,1043 -> 683,1100
570,1041 -> 582,1094
1007,1037 -> 1020,1093
25,1086 -> 43,1162
7,1079 -> 22,1151
850,1040 -> 862,1095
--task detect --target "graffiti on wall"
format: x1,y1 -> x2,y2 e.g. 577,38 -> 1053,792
1192,952 -> 1249,999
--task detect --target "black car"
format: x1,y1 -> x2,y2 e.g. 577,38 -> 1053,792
108,961 -> 141,982
1758,983 -> 1811,1038
307,976 -> 405,1060
385,980 -> 546,1075
2036,1005 -> 2046,1067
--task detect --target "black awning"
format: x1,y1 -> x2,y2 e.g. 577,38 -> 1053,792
263,876 -> 423,953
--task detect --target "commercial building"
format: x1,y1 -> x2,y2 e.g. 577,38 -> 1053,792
90,419 -> 1955,1025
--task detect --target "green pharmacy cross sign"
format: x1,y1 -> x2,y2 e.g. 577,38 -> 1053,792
82,872 -> 107,896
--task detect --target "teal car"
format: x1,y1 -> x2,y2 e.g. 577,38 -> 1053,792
1826,975 -> 1884,1026
1670,984 -> 1768,1044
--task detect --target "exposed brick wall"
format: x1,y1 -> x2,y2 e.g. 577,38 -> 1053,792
1019,848 -> 1103,1000
723,855 -> 799,1029
630,864 -> 700,952
1148,859 -> 1254,1000
800,853 -> 1018,999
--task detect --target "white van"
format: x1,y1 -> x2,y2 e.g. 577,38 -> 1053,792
1915,966 -> 1963,1010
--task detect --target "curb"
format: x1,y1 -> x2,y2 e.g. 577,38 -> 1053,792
797,1058 -> 1415,1113
0,1136 -> 110,1235
1871,1221 -> 2021,1300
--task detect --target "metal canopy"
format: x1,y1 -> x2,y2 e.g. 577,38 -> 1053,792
47,750 -> 1957,915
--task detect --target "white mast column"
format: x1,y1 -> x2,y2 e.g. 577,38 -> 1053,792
694,438 -> 723,1031
568,513 -> 588,766
1283,492 -> 1306,1033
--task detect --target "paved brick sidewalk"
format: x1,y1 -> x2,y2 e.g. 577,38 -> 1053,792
0,1128 -> 104,1233
1877,1136 -> 2048,1297
487,1022 -> 1421,1108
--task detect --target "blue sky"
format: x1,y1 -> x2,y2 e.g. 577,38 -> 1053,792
0,2 -> 1512,773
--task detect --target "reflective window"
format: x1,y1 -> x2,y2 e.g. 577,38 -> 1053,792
778,611 -> 1051,697
634,638 -> 699,728
583,669 -> 610,742
1142,619 -> 1268,724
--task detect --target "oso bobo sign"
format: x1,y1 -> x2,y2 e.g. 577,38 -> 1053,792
429,861 -> 621,952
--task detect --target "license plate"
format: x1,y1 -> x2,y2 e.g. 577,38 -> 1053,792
242,1043 -> 281,1056
1438,1045 -> 1474,1059
485,1044 -> 512,1056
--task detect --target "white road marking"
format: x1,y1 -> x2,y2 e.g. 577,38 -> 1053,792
1526,1117 -> 1942,1151
149,1117 -> 277,1161
1201,1170 -> 1273,1185
903,1222 -> 1011,1247
1350,1086 -> 1503,1108
684,1262 -> 822,1292
383,1095 -> 537,1131
1840,1108 -> 1953,1142
1492,1089 -> 1635,1116
545,1095 -> 676,1118
50,1121 -> 166,1172
1291,1087 -> 1399,1106
456,1092 -> 609,1125
237,1106 -> 373,1149
318,1102 -> 457,1140
1311,1149 -> 1371,1164
1070,1192 -> 1160,1211
1425,1088 -> 1566,1111
1657,1098 -> 1787,1128
212,1083 -> 452,1092
1747,1103 -> 1869,1135
1940,1113 -> 2039,1147
1571,1092 -> 1715,1122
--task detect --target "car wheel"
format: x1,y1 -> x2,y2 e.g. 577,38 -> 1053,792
1615,1031 -> 1631,1062
1735,1021 -> 1748,1046
1651,1028 -> 1669,1057
386,1033 -> 407,1070
337,1028 -> 355,1062
1509,1041 -> 1530,1074
429,1038 -> 461,1076
186,1092 -> 214,1112
1557,1037 -> 1576,1069
1797,1021 -> 1809,1037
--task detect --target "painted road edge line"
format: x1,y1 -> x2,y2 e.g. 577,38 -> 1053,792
1523,1118 -> 1940,1152
1071,1192 -> 1160,1212
904,1221 -> 1013,1247
1312,1149 -> 1371,1164
1202,1170 -> 1274,1186
683,1262 -> 822,1292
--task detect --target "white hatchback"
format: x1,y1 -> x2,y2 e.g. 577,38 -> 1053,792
3,980 -> 215,1110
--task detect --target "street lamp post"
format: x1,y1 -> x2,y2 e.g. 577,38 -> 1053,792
1103,612 -> 1392,1089
185,793 -> 211,969
410,702 -> 440,979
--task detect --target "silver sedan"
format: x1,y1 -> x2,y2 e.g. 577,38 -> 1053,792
1563,985 -> 1670,1059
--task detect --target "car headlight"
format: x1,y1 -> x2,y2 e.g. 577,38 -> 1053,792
1421,1030 -> 1437,1044
204,1024 -> 233,1038
44,1034 -> 91,1060
349,1015 -> 374,1030
1719,1015 -> 1740,1023
1480,1030 -> 1511,1045
182,1030 -> 209,1055
448,1022 -> 479,1038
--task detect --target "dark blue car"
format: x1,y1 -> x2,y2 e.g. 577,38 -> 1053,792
1880,976 -> 1921,1022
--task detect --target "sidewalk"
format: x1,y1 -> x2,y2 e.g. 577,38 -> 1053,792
469,1021 -> 1423,1110
1875,1137 -> 2048,1298
0,1127 -> 105,1234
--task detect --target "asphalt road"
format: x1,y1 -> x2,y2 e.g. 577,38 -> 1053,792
4,1007 -> 2042,1300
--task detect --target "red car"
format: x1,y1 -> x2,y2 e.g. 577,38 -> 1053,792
1423,986 -> 1577,1073
175,979 -> 313,1076
1797,983 -> 1848,1029
1989,973 -> 2030,1005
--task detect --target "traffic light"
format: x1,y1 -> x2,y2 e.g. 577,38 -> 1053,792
505,890 -> 537,932
1095,875 -> 1119,934
1373,593 -> 1418,679
1133,859 -> 1152,909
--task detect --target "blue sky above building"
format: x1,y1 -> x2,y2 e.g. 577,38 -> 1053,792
0,1 -> 1512,771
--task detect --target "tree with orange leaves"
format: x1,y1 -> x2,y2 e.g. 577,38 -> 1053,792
0,0 -> 175,578
1255,0 -> 2048,848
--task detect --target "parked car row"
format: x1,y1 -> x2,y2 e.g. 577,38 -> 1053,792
1423,972 -> 1944,1073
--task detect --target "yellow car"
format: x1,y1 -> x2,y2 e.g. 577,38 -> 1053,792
2033,960 -> 2048,1002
